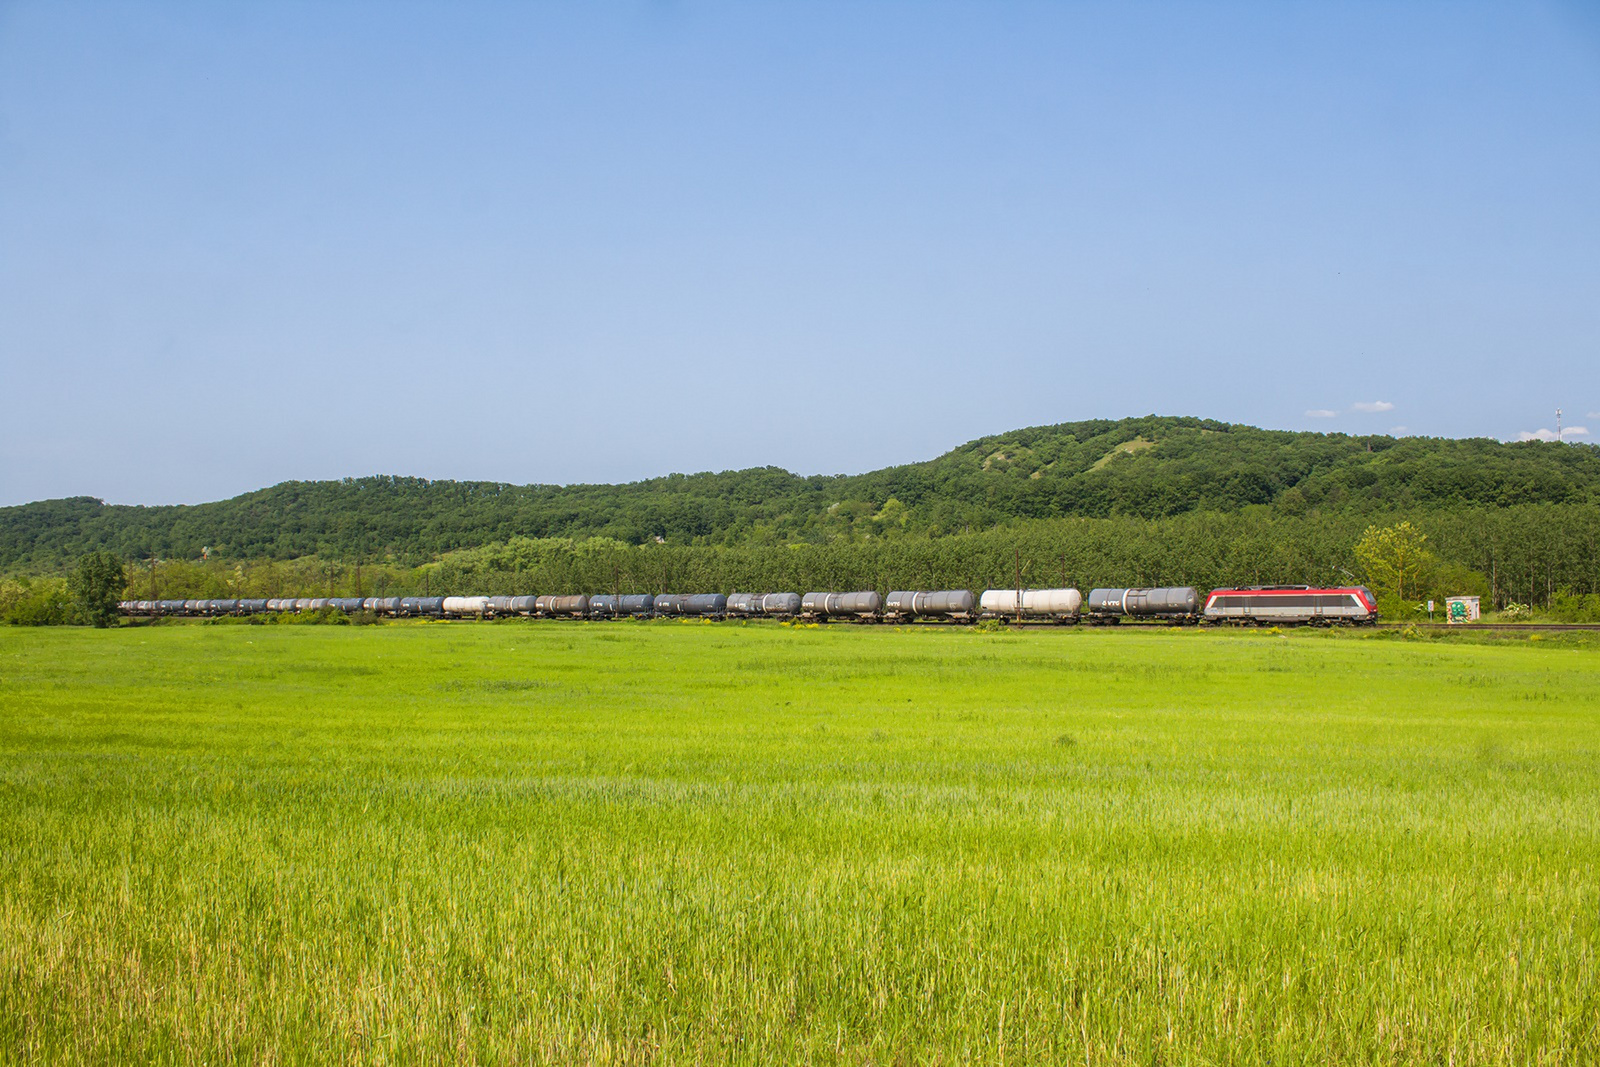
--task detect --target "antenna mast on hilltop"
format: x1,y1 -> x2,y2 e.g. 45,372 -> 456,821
1556,408 -> 1563,443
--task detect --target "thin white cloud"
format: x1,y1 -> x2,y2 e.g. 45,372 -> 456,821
1389,426 -> 1409,436
1588,411 -> 1599,419
1304,409 -> 1338,418
1351,401 -> 1395,413
1518,427 -> 1589,442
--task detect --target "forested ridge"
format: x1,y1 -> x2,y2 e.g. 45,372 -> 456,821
5,416 -> 1599,570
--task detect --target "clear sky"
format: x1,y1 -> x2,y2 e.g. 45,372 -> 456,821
2,1 -> 1597,506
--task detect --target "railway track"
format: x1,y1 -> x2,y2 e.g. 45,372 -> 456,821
1373,622 -> 1600,632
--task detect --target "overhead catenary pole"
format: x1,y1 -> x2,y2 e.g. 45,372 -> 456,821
1015,546 -> 1023,624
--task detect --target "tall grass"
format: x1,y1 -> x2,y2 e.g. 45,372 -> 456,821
0,623 -> 1596,1063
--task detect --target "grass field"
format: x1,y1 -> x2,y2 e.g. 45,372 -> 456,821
1,622 -> 1597,1064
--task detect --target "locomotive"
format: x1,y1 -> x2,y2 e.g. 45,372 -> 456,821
1201,585 -> 1378,625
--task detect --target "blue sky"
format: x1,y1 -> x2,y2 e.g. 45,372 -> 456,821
2,1 -> 1597,506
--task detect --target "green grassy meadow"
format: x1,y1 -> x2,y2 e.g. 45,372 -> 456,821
1,622 -> 1597,1064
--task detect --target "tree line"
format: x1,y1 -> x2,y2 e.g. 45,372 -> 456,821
9,503 -> 1596,624
4,417 -> 1599,570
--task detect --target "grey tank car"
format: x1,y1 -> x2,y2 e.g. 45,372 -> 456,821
536,594 -> 590,617
884,590 -> 977,621
590,594 -> 655,617
1086,587 -> 1201,621
801,591 -> 884,620
727,593 -> 802,617
654,593 -> 728,617
726,593 -> 761,616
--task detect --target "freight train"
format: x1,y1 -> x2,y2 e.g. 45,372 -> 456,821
119,584 -> 1378,626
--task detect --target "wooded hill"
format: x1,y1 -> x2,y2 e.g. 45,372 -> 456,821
5,416 -> 1598,570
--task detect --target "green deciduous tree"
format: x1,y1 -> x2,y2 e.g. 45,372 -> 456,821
67,551 -> 126,627
1354,521 -> 1434,602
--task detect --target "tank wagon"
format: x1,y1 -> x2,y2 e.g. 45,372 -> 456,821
590,594 -> 654,618
801,591 -> 884,621
1085,587 -> 1201,623
536,594 -> 590,618
884,590 -> 977,622
1202,585 -> 1377,626
484,596 -> 512,615
442,596 -> 491,618
979,588 -> 1083,621
763,592 -> 802,617
727,593 -> 802,618
654,593 -> 728,618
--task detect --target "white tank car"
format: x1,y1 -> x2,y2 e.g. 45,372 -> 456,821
980,588 -> 1083,618
442,596 -> 491,617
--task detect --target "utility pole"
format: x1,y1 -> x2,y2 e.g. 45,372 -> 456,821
1014,547 -> 1023,624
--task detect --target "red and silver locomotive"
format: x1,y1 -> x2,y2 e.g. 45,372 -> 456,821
1201,585 -> 1378,626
